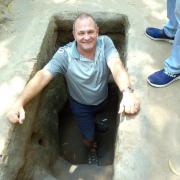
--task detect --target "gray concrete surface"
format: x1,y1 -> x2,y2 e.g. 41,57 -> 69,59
0,0 -> 180,179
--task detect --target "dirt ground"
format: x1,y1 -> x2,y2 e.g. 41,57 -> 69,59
1,0 -> 180,180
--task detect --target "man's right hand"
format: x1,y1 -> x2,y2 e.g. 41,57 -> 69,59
6,69 -> 54,124
7,102 -> 25,124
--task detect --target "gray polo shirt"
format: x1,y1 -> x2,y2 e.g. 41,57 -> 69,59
44,35 -> 119,105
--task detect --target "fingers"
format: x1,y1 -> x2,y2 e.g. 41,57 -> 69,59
133,102 -> 140,113
119,100 -> 140,114
19,109 -> 25,124
7,107 -> 25,124
119,92 -> 140,115
126,102 -> 140,114
119,102 -> 125,114
7,111 -> 20,123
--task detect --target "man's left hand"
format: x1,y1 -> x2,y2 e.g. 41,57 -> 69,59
119,92 -> 140,114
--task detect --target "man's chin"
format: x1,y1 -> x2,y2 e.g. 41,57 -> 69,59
82,45 -> 95,52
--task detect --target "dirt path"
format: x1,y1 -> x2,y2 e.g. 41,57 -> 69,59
1,0 -> 180,180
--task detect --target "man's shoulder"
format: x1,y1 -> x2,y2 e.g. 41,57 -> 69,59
59,41 -> 74,51
56,41 -> 74,55
98,35 -> 111,41
97,35 -> 113,47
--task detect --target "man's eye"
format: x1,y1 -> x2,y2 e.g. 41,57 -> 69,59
78,32 -> 84,35
88,31 -> 95,34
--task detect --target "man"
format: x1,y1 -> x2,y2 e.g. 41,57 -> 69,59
145,0 -> 180,87
7,13 -> 140,162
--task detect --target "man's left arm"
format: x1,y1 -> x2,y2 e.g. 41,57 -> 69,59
107,57 -> 140,114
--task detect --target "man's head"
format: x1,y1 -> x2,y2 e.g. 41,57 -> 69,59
73,13 -> 99,54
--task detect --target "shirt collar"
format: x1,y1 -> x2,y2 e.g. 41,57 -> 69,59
71,41 -> 80,59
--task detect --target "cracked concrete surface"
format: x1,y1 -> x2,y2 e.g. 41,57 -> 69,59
0,0 -> 180,179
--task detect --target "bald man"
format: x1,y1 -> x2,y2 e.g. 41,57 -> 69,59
7,13 -> 140,164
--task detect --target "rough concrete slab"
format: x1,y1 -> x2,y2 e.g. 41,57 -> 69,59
0,0 -> 180,180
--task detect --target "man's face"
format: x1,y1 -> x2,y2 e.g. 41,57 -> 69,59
73,17 -> 99,53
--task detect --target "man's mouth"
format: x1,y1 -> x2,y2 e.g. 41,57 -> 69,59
82,39 -> 94,43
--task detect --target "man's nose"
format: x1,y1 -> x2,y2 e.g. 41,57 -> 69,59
84,33 -> 90,40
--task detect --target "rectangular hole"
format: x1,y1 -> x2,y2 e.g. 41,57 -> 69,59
17,12 -> 129,180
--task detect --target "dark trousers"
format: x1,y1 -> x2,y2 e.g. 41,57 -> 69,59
69,97 -> 107,141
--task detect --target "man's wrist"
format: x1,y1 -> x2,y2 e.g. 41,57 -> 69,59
16,98 -> 25,107
121,86 -> 134,94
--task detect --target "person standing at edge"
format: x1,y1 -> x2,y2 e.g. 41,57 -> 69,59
146,0 -> 180,87
7,13 -> 140,163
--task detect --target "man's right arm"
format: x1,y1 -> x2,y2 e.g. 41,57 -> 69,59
7,69 -> 54,124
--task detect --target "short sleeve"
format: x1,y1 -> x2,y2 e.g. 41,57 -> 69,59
104,36 -> 120,62
43,47 -> 68,76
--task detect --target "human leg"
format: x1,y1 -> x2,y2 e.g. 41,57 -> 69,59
69,98 -> 96,144
69,98 -> 108,164
145,0 -> 177,42
70,97 -> 108,143
164,0 -> 180,74
147,0 -> 180,87
164,0 -> 178,38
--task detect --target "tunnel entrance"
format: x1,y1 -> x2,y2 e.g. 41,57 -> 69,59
52,83 -> 119,179
58,83 -> 119,166
15,12 -> 129,180
50,12 -> 128,179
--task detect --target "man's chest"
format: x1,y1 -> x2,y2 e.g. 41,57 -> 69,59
66,55 -> 109,81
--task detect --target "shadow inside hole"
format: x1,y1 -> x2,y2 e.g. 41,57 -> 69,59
54,16 -> 127,165
38,139 -> 44,146
58,83 -> 120,165
31,132 -> 47,147
10,13 -> 128,180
